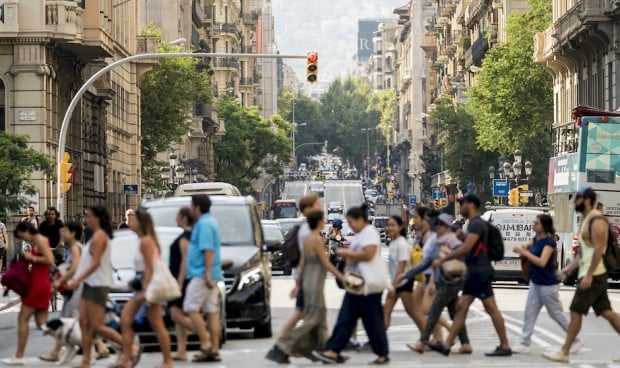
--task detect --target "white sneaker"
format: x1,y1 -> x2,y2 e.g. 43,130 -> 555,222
0,357 -> 25,366
514,345 -> 531,354
542,350 -> 569,363
570,340 -> 583,354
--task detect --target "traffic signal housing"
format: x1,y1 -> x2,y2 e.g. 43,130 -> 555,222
306,51 -> 318,83
508,188 -> 519,207
60,152 -> 72,194
439,198 -> 447,208
517,184 -> 529,205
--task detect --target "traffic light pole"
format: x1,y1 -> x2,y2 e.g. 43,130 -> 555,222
56,52 -> 308,216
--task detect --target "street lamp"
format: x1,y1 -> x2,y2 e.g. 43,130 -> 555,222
160,148 -> 186,193
291,122 -> 307,169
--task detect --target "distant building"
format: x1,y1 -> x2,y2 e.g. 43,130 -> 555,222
357,19 -> 390,65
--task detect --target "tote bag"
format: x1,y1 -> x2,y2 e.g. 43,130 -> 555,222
1,256 -> 31,297
145,258 -> 181,304
358,244 -> 389,295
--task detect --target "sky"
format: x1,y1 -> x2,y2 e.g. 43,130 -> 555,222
272,0 -> 406,89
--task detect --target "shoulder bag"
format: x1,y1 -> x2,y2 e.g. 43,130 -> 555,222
357,244 -> 389,295
145,255 -> 181,304
1,255 -> 31,297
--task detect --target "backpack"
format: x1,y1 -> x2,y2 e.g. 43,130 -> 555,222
282,224 -> 301,268
486,221 -> 505,261
589,216 -> 620,272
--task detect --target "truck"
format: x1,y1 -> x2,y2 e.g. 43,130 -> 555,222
373,204 -> 403,217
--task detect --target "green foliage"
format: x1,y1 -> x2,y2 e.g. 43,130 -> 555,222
214,97 -> 292,193
467,0 -> 552,189
431,97 -> 496,200
0,132 -> 52,213
139,22 -> 212,192
369,89 -> 396,141
277,90 -> 324,160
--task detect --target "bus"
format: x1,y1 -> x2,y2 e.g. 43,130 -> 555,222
273,199 -> 299,219
549,106 -> 620,272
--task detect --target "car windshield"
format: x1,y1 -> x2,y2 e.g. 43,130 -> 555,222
110,230 -> 178,270
330,202 -> 341,207
279,220 -> 301,234
262,226 -> 283,242
374,218 -> 388,228
148,204 -> 254,245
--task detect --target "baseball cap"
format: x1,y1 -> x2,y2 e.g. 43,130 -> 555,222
437,213 -> 454,226
457,193 -> 481,208
575,187 -> 596,203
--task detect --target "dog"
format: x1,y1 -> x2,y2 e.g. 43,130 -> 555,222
41,318 -> 94,365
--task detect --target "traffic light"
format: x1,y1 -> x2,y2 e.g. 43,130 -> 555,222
432,199 -> 439,208
306,51 -> 318,83
508,188 -> 519,207
517,184 -> 529,204
439,198 -> 447,208
60,152 -> 72,194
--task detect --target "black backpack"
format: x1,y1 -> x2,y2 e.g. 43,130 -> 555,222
486,221 -> 505,261
282,224 -> 301,268
589,216 -> 620,272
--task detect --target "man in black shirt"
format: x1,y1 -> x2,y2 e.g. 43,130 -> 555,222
430,193 -> 512,357
39,207 -> 64,263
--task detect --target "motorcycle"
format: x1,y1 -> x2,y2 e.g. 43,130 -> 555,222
328,236 -> 348,289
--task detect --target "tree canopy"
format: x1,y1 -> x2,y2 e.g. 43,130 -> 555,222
214,97 -> 291,193
0,132 -> 52,214
139,23 -> 212,191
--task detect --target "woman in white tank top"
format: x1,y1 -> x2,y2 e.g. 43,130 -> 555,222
66,206 -> 138,368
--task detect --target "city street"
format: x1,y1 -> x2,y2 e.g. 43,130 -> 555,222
2,279 -> 620,367
283,180 -> 365,214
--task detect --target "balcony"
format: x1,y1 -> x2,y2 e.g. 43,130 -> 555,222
455,0 -> 469,25
242,11 -> 259,24
440,0 -> 457,17
239,77 -> 255,87
213,57 -> 239,71
192,0 -> 204,27
471,36 -> 489,64
212,23 -> 240,39
45,1 -> 84,41
204,5 -> 213,23
464,0 -> 490,27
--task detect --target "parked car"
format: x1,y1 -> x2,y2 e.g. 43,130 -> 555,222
142,196 -> 275,338
108,228 -> 227,351
276,217 -> 305,237
327,201 -> 344,214
364,189 -> 379,203
261,220 -> 291,275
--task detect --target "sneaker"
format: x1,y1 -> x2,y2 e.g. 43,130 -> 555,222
357,342 -> 372,353
344,339 -> 361,351
542,350 -> 569,363
514,344 -> 531,355
0,357 -> 25,366
569,340 -> 583,354
485,345 -> 512,357
265,346 -> 290,364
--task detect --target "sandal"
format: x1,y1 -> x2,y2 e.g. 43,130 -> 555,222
370,356 -> 390,365
407,342 -> 425,354
96,351 -> 111,360
39,352 -> 60,362
454,346 -> 473,354
132,345 -> 144,368
171,355 -> 187,361
192,347 -> 214,362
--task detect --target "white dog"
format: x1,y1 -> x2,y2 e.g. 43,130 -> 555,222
41,318 -> 95,365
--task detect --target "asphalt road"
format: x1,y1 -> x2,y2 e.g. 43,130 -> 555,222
2,280 -> 620,367
283,180 -> 365,215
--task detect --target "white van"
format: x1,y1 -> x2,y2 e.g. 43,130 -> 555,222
481,208 -> 547,282
174,182 -> 242,197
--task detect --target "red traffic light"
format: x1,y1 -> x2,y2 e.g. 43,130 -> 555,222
307,52 -> 318,62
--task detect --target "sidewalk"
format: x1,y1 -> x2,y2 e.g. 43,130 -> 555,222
0,290 -> 20,312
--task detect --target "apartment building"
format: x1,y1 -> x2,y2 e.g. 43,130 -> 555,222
1,0 -> 153,226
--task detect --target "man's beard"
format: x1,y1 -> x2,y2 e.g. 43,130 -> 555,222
575,203 -> 586,213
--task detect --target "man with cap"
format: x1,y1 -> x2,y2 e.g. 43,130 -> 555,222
429,193 -> 512,357
543,188 -> 620,363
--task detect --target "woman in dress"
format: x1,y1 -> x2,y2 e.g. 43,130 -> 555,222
112,209 -> 172,368
513,214 -> 582,354
266,211 -> 346,364
313,204 -> 390,365
168,207 -> 195,362
1,222 -> 54,365
66,206 -> 130,368
383,215 -> 416,329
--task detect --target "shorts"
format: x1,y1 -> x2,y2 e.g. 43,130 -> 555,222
183,277 -> 220,314
395,278 -> 415,293
295,286 -> 304,310
167,279 -> 190,309
570,274 -> 611,316
0,247 -> 5,261
462,271 -> 494,300
82,283 -> 110,307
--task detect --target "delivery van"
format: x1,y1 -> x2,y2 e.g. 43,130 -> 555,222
481,208 -> 548,282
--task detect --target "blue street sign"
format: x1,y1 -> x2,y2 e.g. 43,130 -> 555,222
432,187 -> 440,200
409,195 -> 417,205
492,179 -> 509,197
123,184 -> 139,196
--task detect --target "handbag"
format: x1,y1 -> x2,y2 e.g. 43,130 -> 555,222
520,255 -> 530,281
145,257 -> 181,304
53,264 -> 72,296
357,244 -> 389,295
343,272 -> 365,295
1,256 -> 31,297
438,245 -> 466,280
410,243 -> 426,282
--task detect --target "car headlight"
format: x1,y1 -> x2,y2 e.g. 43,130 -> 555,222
237,267 -> 263,291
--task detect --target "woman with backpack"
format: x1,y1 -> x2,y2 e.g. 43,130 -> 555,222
513,214 -> 582,355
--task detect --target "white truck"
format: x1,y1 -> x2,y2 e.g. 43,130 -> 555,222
374,204 -> 403,217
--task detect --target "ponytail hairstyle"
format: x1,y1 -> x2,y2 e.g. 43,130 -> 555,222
389,215 -> 407,238
88,205 -> 114,239
346,203 -> 369,223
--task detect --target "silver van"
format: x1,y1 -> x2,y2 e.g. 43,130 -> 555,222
174,182 -> 242,197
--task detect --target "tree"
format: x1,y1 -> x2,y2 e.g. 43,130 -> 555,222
139,23 -> 212,191
214,97 -> 292,193
0,132 -> 52,214
277,90 -> 324,161
431,97 -> 497,201
369,89 -> 396,141
467,0 -> 552,190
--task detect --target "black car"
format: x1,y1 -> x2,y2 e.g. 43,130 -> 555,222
327,201 -> 344,214
142,196 -> 274,338
261,220 -> 291,276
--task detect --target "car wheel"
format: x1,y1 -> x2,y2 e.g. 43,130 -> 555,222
220,324 -> 227,347
284,266 -> 293,276
253,317 -> 273,338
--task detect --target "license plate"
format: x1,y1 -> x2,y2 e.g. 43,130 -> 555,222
494,259 -> 520,268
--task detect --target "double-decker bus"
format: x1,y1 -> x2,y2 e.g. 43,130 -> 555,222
549,106 -> 620,272
273,199 -> 299,219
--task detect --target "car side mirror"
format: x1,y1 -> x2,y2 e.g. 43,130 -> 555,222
265,240 -> 282,252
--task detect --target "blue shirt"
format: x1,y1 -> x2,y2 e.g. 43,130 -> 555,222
529,236 -> 558,285
187,212 -> 223,281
